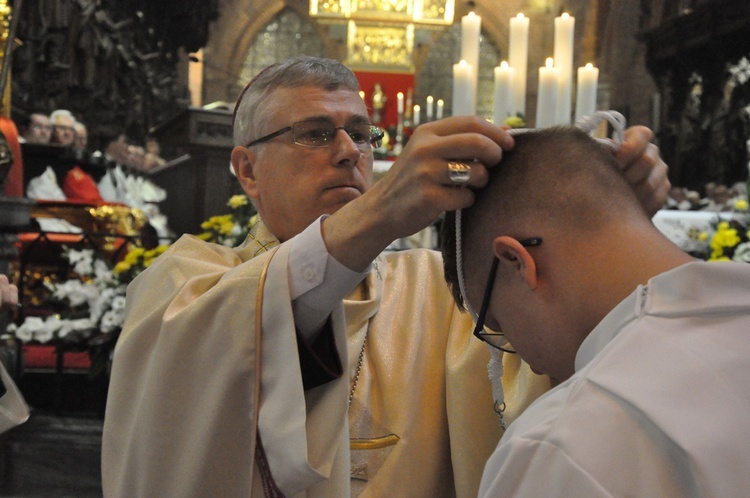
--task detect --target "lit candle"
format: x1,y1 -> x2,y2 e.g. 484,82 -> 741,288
413,104 -> 421,126
426,95 -> 434,121
359,90 -> 365,101
536,57 -> 558,128
437,99 -> 444,119
397,92 -> 404,115
509,13 -> 529,119
452,60 -> 473,116
575,63 -> 599,122
461,11 -> 481,115
494,61 -> 515,125
554,12 -> 575,124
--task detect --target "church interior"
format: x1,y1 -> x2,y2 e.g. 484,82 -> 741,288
0,0 -> 749,495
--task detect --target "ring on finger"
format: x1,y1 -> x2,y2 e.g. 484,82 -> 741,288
447,161 -> 472,186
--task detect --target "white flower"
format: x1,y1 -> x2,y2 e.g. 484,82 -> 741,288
100,308 -> 124,333
36,315 -> 62,343
67,248 -> 96,276
730,57 -> 750,86
14,316 -> 44,342
110,295 -> 127,312
58,318 -> 94,340
733,242 -> 750,263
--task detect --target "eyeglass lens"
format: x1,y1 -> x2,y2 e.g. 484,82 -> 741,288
293,121 -> 383,148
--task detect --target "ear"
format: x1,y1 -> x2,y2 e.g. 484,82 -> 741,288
231,146 -> 260,198
492,236 -> 538,290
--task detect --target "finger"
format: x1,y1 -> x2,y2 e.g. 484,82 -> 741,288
633,159 -> 671,215
422,115 -> 515,155
621,143 -> 660,186
615,125 -> 654,170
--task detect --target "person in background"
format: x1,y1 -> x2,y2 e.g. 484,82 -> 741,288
18,112 -> 52,144
441,126 -> 750,496
102,56 -> 669,497
73,121 -> 88,151
0,274 -> 30,434
49,109 -> 77,147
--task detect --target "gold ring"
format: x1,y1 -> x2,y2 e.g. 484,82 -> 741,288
447,161 -> 471,186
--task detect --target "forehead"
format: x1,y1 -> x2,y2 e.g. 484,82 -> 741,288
261,86 -> 368,125
31,114 -> 49,123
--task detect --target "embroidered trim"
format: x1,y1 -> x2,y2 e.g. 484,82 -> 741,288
256,432 -> 286,498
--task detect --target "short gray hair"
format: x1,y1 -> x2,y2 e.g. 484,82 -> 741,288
232,56 -> 360,146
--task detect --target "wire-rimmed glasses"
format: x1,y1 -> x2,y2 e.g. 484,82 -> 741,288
246,120 -> 384,149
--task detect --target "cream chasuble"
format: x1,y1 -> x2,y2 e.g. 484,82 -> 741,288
102,220 -> 549,498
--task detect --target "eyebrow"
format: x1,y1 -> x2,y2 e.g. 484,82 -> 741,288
298,114 -> 372,126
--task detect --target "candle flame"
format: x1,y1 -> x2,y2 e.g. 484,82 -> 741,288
437,99 -> 444,106
359,91 -> 365,99
516,13 -> 525,19
545,57 -> 554,69
414,104 -> 421,112
561,12 -> 569,18
585,63 -> 594,70
500,60 -> 509,69
397,92 -> 404,98
427,95 -> 434,103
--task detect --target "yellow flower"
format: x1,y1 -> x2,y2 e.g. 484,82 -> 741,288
197,232 -> 212,241
227,195 -> 249,208
698,232 -> 708,242
124,247 -> 145,265
735,199 -> 748,211
505,116 -> 525,128
113,261 -> 131,274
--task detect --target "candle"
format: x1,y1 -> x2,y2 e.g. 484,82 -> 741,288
575,63 -> 599,122
494,61 -> 515,125
426,95 -> 434,121
413,104 -> 421,126
359,90 -> 365,101
437,99 -> 444,119
536,58 -> 558,128
461,11 -> 481,115
397,92 -> 404,115
509,13 -> 529,118
554,12 -> 575,125
452,60 -> 473,116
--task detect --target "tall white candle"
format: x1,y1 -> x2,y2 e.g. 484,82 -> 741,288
452,60 -> 474,116
413,104 -> 421,126
575,63 -> 599,122
397,92 -> 404,115
437,99 -> 444,119
461,11 -> 481,115
426,95 -> 434,121
509,13 -> 529,119
554,13 -> 575,125
536,58 -> 558,128
494,61 -> 514,125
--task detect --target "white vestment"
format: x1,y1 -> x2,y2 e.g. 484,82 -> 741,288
103,221 -> 549,497
480,261 -> 750,497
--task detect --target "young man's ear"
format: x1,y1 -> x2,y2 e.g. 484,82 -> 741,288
231,146 -> 259,197
492,236 -> 538,290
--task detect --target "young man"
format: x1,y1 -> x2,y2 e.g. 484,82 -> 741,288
103,56 -> 669,497
442,127 -> 750,496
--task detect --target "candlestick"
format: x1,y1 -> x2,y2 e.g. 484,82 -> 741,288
494,61 -> 514,125
554,12 -> 575,125
437,99 -> 444,120
536,58 -> 558,128
426,95 -> 434,121
413,104 -> 421,126
575,63 -> 599,122
452,60 -> 473,116
461,11 -> 481,115
509,13 -> 529,119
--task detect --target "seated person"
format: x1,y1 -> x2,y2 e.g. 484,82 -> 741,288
73,121 -> 88,151
49,109 -> 77,147
18,112 -> 52,144
441,126 -> 750,496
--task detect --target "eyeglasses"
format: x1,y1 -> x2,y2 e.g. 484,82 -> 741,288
245,120 -> 384,149
473,237 -> 543,353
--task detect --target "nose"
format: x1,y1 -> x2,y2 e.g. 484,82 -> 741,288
330,128 -> 365,167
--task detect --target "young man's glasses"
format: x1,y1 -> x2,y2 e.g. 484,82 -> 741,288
473,237 -> 543,353
246,120 -> 385,149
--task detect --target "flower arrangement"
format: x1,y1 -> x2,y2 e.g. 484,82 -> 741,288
197,194 -> 257,247
704,199 -> 750,263
113,245 -> 170,284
